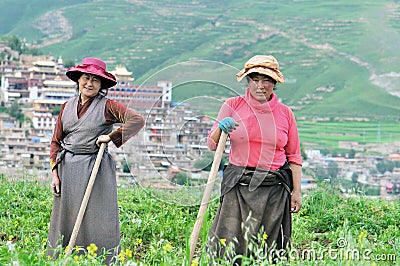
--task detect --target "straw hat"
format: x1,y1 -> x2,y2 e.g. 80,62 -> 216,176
66,58 -> 117,89
236,55 -> 284,83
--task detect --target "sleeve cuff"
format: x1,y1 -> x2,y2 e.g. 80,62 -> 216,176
109,131 -> 123,148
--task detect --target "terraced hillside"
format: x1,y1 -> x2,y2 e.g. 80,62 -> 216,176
1,0 -> 400,120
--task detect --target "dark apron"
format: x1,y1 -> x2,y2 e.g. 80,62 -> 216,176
208,162 -> 293,264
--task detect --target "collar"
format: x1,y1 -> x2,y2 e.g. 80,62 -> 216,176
244,89 -> 278,113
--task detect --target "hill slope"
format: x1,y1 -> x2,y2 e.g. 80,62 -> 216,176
1,0 -> 400,119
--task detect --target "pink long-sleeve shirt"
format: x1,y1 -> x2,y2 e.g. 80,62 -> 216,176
207,89 -> 302,171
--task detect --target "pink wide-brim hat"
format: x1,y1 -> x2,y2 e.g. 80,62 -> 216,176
66,57 -> 117,89
236,55 -> 284,84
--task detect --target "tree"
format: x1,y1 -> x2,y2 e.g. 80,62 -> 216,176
64,59 -> 76,68
2,35 -> 43,56
7,35 -> 25,54
9,102 -> 24,125
172,172 -> 192,186
51,106 -> 62,115
348,149 -> 356,159
369,168 -> 377,175
193,151 -> 227,172
387,161 -> 395,172
122,159 -> 130,173
351,172 -> 358,183
301,145 -> 308,161
376,161 -> 386,174
328,161 -> 339,182
29,47 -> 43,56
193,153 -> 213,171
376,160 -> 396,174
314,166 -> 328,181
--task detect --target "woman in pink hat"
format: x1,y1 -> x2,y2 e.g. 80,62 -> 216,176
207,55 -> 302,264
47,58 -> 145,264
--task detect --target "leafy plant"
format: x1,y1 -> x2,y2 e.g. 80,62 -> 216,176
0,175 -> 399,265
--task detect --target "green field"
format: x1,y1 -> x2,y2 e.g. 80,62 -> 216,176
0,175 -> 399,265
297,120 -> 400,149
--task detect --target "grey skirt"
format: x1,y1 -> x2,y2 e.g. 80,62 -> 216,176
47,150 -> 119,264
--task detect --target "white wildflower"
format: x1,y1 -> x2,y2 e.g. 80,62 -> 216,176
6,241 -> 15,251
132,218 -> 142,225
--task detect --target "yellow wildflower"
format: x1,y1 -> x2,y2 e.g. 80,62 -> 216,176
87,243 -> 98,256
135,238 -> 143,246
220,238 -> 226,245
63,246 -> 71,257
14,221 -> 19,227
357,230 -> 367,243
262,232 -> 268,241
124,248 -> 133,258
118,251 -> 126,262
191,259 -> 199,266
163,242 -> 173,253
89,243 -> 98,251
64,245 -> 71,256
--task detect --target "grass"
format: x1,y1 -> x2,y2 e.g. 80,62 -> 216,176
0,174 -> 399,265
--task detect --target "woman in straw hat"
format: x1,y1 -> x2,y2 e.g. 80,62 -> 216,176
47,57 -> 145,264
207,55 -> 302,263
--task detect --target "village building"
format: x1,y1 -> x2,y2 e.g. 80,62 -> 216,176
32,77 -> 76,109
109,65 -> 172,110
0,53 -> 397,198
0,54 -> 216,186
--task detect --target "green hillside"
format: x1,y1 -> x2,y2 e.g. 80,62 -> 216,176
1,0 -> 400,120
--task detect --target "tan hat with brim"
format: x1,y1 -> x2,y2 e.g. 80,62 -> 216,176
236,55 -> 284,83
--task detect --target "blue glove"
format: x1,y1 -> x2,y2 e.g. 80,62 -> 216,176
219,117 -> 237,134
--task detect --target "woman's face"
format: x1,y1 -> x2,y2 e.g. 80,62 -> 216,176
247,74 -> 276,103
78,73 -> 102,101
